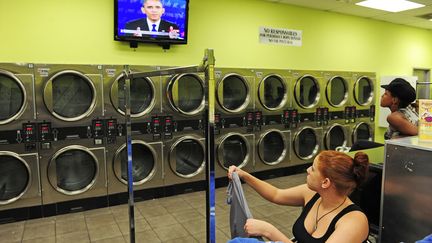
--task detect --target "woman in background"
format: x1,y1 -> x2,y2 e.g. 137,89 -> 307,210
228,150 -> 370,243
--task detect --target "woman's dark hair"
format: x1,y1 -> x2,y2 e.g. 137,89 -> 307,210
317,151 -> 369,195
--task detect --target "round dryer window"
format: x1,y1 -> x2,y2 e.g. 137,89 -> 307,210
218,134 -> 249,170
353,122 -> 372,143
0,153 -> 30,204
294,127 -> 319,159
167,74 -> 205,115
45,71 -> 96,121
115,142 -> 156,185
0,71 -> 26,124
258,75 -> 287,110
324,124 -> 347,150
258,130 -> 287,165
217,74 -> 250,112
354,77 -> 374,106
294,75 -> 320,108
169,137 -> 205,178
50,147 -> 98,195
326,76 -> 348,107
113,75 -> 155,117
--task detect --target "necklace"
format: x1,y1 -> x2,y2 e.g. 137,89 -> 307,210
314,197 -> 347,230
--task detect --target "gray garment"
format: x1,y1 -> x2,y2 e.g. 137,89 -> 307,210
227,172 -> 253,239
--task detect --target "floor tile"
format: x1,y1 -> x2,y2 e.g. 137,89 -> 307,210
22,236 -> 56,243
88,223 -> 122,242
56,218 -> 87,235
145,214 -> 178,228
92,235 -> 126,243
171,208 -> 204,223
124,229 -> 161,243
153,223 -> 190,241
183,217 -> 206,235
22,222 -> 55,240
116,218 -> 151,235
56,230 -> 90,243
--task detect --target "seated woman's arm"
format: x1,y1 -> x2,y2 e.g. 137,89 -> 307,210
387,112 -> 418,136
244,218 -> 294,243
326,211 -> 369,243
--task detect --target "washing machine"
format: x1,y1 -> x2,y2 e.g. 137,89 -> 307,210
105,117 -> 164,197
214,67 -> 255,123
38,120 -> 107,208
321,71 -> 351,150
214,127 -> 255,178
254,124 -> 291,172
351,117 -> 375,145
291,125 -> 323,166
291,70 -> 323,114
34,64 -> 103,127
103,65 -> 162,123
0,145 -> 41,213
0,63 -> 36,131
252,68 -> 290,118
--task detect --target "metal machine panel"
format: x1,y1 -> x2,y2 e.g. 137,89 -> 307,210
254,125 -> 291,172
291,126 -> 323,166
103,65 -> 162,122
322,71 -> 350,111
34,64 -> 103,127
215,129 -> 254,178
0,151 -> 41,211
322,123 -> 350,150
291,70 -> 323,114
351,72 -> 376,110
0,63 -> 36,130
39,141 -> 107,205
351,118 -> 375,145
380,137 -> 432,243
214,68 -> 255,117
252,69 -> 291,116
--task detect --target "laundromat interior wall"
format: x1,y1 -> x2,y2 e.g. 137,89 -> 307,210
1,0 -> 432,143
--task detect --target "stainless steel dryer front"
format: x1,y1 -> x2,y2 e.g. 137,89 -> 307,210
215,127 -> 254,178
38,134 -> 107,207
322,122 -> 350,150
291,125 -> 323,166
0,146 -> 41,213
105,119 -> 163,197
0,63 -> 36,131
351,73 -> 376,111
291,70 -> 323,114
351,117 -> 375,145
214,67 -> 255,122
34,64 -> 103,127
163,130 -> 205,187
252,69 -> 290,117
254,124 -> 291,172
103,65 -> 162,123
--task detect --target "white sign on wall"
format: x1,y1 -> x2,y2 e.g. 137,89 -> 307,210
378,76 -> 417,128
259,26 -> 302,46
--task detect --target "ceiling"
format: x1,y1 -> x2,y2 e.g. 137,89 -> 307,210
264,0 -> 432,30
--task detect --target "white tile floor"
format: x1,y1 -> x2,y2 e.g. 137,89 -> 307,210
0,173 -> 376,242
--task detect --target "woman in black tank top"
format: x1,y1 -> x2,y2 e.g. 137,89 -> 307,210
227,150 -> 370,243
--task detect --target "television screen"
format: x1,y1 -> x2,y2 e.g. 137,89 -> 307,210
114,0 -> 189,45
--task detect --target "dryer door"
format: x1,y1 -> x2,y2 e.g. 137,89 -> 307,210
324,124 -> 348,150
0,152 -> 31,205
217,74 -> 250,113
326,76 -> 348,107
114,141 -> 157,186
48,146 -> 99,195
169,137 -> 205,178
294,75 -> 320,109
354,76 -> 374,106
258,129 -> 288,165
44,71 -> 96,121
217,133 -> 250,170
293,127 -> 320,160
258,74 -> 287,111
352,122 -> 373,144
111,74 -> 155,117
0,70 -> 27,124
167,74 -> 205,116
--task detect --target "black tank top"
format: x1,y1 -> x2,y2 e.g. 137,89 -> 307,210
292,193 -> 367,243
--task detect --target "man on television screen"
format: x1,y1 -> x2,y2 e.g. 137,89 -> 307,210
125,0 -> 179,39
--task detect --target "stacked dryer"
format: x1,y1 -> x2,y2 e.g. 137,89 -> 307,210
161,72 -> 206,188
252,68 -> 291,172
350,73 -> 376,145
0,63 -> 41,221
321,71 -> 351,150
34,64 -> 107,213
290,70 -> 323,166
103,65 -> 164,201
214,68 -> 255,178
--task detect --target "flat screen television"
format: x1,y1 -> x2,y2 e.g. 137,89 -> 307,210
114,0 -> 189,47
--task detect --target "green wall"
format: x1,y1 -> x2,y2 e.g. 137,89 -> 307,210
1,0 -> 432,141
